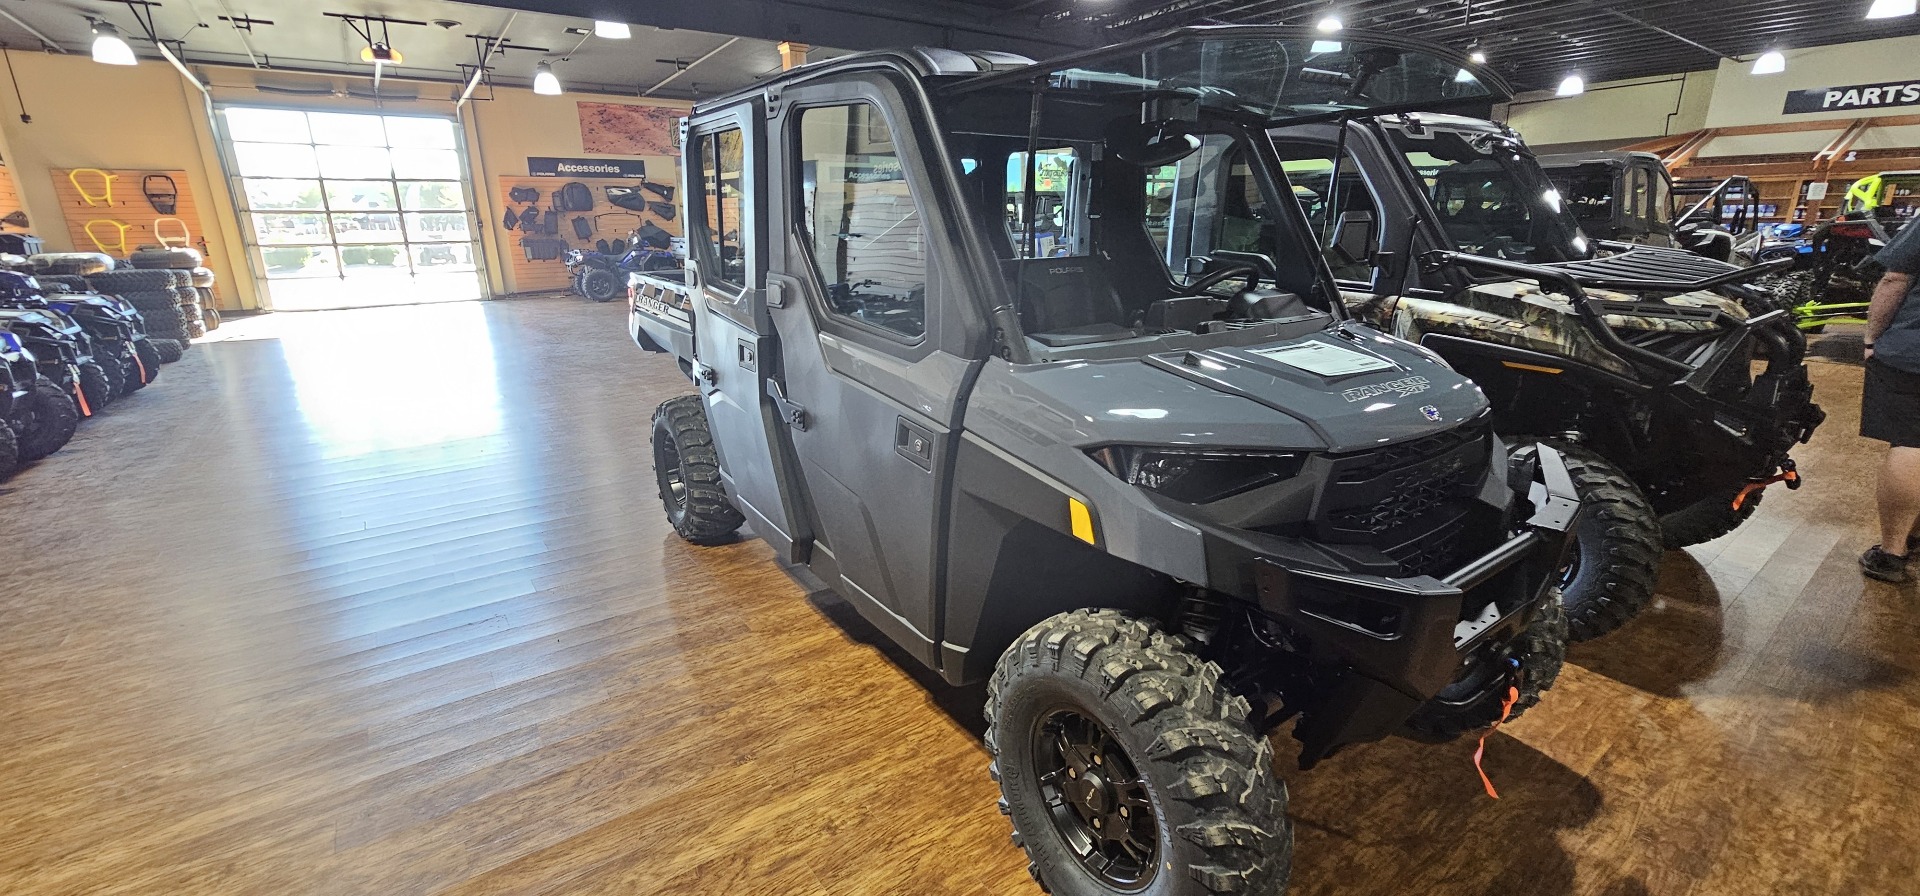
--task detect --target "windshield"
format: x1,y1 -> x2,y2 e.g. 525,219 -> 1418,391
1385,125 -> 1591,263
948,28 -> 1503,125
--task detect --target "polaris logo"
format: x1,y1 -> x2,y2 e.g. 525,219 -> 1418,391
1421,405 -> 1443,421
1341,376 -> 1432,402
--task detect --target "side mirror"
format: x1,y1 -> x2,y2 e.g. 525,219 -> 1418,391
1331,211 -> 1376,266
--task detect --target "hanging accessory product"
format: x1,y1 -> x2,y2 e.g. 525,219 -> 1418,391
635,221 -> 673,250
543,207 -> 561,235
508,185 -> 540,203
603,186 -> 649,213
647,200 -> 676,221
69,169 -> 118,207
559,181 -> 594,212
640,180 -> 675,202
518,207 -> 540,231
84,219 -> 132,255
595,239 -> 611,254
142,175 -> 178,214
519,237 -> 568,261
593,211 -> 642,230
611,238 -> 627,255
0,211 -> 27,229
572,216 -> 593,239
503,208 -> 519,230
152,217 -> 192,248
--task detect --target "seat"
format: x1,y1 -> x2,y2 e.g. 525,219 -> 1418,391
1003,258 -> 1133,345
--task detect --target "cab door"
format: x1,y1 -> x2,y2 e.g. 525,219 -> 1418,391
758,76 -> 985,665
683,106 -> 808,560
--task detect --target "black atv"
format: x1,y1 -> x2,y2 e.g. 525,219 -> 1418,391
31,282 -> 162,395
566,240 -> 679,302
0,328 -> 79,475
1267,113 -> 1823,640
0,302 -> 117,418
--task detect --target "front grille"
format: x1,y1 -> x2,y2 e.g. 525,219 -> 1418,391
1335,422 -> 1488,484
1326,458 -> 1478,538
1316,426 -> 1491,578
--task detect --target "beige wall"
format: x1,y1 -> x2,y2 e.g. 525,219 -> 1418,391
0,51 -> 254,308
0,50 -> 690,307
1506,33 -> 1920,148
1705,34 -> 1920,128
1504,71 -> 1715,148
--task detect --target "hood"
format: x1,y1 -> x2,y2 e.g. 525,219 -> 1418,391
990,324 -> 1486,455
0,308 -> 83,335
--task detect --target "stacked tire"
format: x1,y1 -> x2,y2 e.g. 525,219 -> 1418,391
127,246 -> 220,338
83,268 -> 190,361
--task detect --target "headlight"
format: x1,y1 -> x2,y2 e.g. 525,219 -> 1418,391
1089,446 -> 1305,504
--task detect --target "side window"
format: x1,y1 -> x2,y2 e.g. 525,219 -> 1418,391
796,103 -> 927,339
690,128 -> 747,290
1650,169 -> 1672,228
1270,141 -> 1380,282
1148,135 -> 1302,280
1630,168 -> 1650,224
1007,149 -> 1086,258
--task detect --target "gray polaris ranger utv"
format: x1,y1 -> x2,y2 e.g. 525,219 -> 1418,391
631,29 -> 1582,895
1266,113 -> 1822,641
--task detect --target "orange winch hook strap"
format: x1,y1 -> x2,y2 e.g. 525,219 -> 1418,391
69,169 -> 118,207
1732,469 -> 1801,511
1473,685 -> 1521,800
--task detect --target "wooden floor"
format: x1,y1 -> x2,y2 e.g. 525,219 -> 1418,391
1,299 -> 1913,895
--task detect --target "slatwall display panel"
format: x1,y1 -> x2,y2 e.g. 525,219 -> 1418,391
496,175 -> 683,294
49,168 -> 224,306
0,165 -> 22,220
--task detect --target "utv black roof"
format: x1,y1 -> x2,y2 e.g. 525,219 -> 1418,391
694,26 -> 1510,124
1535,150 -> 1666,170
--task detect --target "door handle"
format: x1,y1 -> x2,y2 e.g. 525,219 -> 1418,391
766,379 -> 808,430
895,418 -> 934,471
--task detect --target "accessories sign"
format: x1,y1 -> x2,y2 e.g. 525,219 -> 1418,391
528,157 -> 648,178
1783,81 -> 1920,115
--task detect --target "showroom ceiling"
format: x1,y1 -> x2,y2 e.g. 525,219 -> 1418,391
1084,0 -> 1920,90
0,0 -> 848,99
2,0 -> 1915,97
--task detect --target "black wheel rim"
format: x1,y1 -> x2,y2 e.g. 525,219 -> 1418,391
653,428 -> 688,512
1031,707 -> 1158,890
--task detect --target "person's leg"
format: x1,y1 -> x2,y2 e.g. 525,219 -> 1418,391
1881,445 -> 1920,555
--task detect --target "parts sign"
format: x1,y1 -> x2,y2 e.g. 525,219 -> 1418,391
1783,81 -> 1920,115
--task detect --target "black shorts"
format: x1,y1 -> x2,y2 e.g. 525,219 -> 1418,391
1863,357 -> 1920,447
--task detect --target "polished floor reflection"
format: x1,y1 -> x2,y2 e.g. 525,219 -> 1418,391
0,303 -> 1912,895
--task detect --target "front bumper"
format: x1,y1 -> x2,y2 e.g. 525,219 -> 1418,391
1220,444 -> 1582,763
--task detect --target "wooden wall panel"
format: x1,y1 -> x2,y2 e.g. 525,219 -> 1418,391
495,175 -> 682,294
0,165 -> 22,222
48,168 -> 224,305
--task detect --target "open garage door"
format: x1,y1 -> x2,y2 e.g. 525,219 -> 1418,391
219,107 -> 486,310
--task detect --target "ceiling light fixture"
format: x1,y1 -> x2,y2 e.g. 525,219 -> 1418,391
90,20 -> 137,66
1469,48 -> 1488,64
533,61 -> 563,95
360,42 -> 403,65
1557,74 -> 1586,96
1317,12 -> 1345,33
1867,0 -> 1917,18
1752,50 -> 1786,74
593,20 -> 631,39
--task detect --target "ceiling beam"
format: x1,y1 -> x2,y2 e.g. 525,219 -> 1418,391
471,0 -> 1096,57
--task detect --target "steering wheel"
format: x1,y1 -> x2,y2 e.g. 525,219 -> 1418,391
1180,262 -> 1260,297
